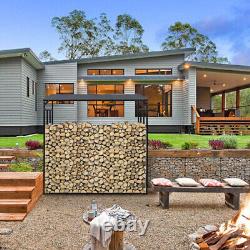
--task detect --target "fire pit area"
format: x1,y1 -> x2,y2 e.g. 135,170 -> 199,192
190,197 -> 250,250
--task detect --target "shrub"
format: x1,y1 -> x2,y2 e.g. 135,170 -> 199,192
181,141 -> 198,150
25,140 -> 42,150
220,135 -> 238,149
148,140 -> 172,150
209,140 -> 224,150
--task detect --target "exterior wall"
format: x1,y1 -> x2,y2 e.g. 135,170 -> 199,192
0,57 -> 22,125
77,54 -> 185,78
77,54 -> 189,126
21,59 -> 38,126
183,67 -> 196,125
196,87 -> 211,109
37,62 -> 78,125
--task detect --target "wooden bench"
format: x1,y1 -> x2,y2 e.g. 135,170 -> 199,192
151,182 -> 250,210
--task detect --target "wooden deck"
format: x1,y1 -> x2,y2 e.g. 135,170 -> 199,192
197,117 -> 250,135
191,106 -> 250,135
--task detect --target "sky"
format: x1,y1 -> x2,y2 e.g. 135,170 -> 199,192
0,0 -> 249,64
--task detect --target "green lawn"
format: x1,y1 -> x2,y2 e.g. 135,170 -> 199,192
0,134 -> 43,148
149,134 -> 250,149
1,133 -> 250,149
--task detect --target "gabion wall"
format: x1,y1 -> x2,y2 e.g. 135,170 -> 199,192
148,154 -> 250,184
45,122 -> 147,193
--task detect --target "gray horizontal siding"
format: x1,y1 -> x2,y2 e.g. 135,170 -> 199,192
21,59 -> 38,126
0,57 -> 22,125
77,80 -> 186,125
37,62 -> 78,124
77,54 -> 185,79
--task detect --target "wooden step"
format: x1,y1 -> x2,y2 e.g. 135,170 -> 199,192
0,156 -> 15,161
0,186 -> 34,199
0,172 -> 42,186
0,164 -> 9,169
0,199 -> 31,213
0,212 -> 26,221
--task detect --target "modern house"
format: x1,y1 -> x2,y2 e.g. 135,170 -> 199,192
1,47 -> 250,136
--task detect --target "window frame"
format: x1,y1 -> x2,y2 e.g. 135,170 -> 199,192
87,69 -> 124,75
135,68 -> 172,75
32,80 -> 35,95
35,82 -> 38,111
26,77 -> 30,97
135,84 -> 172,117
45,83 -> 74,104
87,84 -> 125,117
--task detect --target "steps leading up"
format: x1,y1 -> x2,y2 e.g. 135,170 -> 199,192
0,213 -> 27,221
0,186 -> 34,199
0,156 -> 15,161
0,199 -> 31,213
0,172 -> 43,221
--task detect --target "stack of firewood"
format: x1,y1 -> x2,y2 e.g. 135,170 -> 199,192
190,212 -> 250,249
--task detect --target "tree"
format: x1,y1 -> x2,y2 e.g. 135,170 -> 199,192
52,10 -> 113,59
114,14 -> 148,55
39,50 -> 55,62
161,22 -> 229,63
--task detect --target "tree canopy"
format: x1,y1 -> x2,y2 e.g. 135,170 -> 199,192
52,11 -> 148,59
161,22 -> 229,63
114,14 -> 148,55
39,50 -> 55,62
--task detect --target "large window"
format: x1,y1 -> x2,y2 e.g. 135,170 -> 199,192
87,84 -> 124,117
87,69 -> 124,75
135,84 -> 172,117
135,68 -> 172,75
211,94 -> 222,113
240,88 -> 250,116
45,83 -> 74,104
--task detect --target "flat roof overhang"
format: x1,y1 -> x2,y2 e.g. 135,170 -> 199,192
44,94 -> 148,102
79,75 -> 183,82
0,48 -> 44,70
179,61 -> 250,94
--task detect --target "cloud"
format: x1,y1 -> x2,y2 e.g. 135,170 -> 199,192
194,2 -> 250,65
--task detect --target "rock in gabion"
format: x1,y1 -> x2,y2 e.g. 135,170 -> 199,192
45,122 -> 147,194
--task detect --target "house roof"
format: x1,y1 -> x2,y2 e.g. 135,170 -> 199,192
0,48 -> 44,70
44,48 -> 195,65
80,75 -> 183,82
179,61 -> 250,73
44,94 -> 147,102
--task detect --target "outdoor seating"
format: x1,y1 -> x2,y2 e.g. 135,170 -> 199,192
151,178 -> 250,210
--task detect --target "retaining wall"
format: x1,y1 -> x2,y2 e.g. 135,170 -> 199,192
148,150 -> 250,184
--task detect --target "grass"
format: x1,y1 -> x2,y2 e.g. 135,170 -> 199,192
1,133 -> 250,149
10,162 -> 33,172
0,134 -> 43,148
148,134 -> 250,149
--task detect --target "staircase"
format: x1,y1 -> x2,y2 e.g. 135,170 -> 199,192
0,156 -> 15,171
0,172 -> 43,221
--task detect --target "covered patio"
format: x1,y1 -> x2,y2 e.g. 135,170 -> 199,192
187,62 -> 250,135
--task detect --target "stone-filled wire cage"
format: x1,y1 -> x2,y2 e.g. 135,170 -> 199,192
43,94 -> 148,194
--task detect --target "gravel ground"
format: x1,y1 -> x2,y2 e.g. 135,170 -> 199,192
0,192 -> 243,250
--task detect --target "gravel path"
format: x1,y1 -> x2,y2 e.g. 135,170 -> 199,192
0,192 -> 243,250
